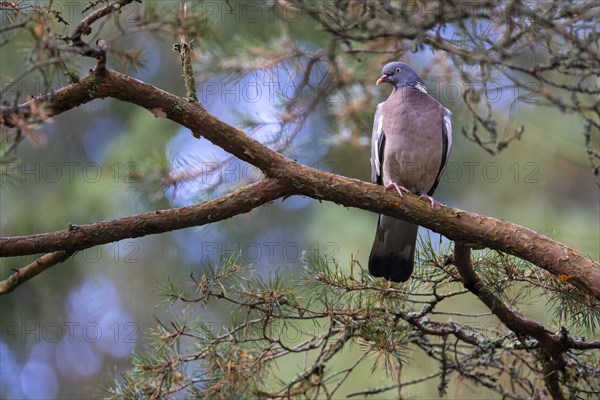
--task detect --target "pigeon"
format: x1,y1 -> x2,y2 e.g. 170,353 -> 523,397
369,62 -> 453,282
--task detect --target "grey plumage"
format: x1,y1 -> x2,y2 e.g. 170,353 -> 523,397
369,62 -> 453,282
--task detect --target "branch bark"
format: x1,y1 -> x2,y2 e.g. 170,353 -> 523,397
1,69 -> 599,299
1,179 -> 289,262
0,250 -> 74,295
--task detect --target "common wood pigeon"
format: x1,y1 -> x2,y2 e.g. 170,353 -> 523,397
369,62 -> 453,282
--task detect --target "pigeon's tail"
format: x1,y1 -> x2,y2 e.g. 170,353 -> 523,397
368,215 -> 418,282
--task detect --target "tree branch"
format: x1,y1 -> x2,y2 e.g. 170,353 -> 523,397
0,250 -> 74,295
453,243 -> 566,400
0,178 -> 289,262
1,68 -> 599,299
67,0 -> 139,58
174,2 -> 198,102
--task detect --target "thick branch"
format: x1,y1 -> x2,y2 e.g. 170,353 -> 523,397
1,69 -> 599,298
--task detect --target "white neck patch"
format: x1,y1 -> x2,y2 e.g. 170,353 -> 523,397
414,82 -> 427,93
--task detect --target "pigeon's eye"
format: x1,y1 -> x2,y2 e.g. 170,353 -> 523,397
395,67 -> 401,73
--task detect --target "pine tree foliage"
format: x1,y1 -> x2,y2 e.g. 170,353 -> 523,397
104,245 -> 598,399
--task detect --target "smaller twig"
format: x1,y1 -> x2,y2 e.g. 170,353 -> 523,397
347,372 -> 441,398
0,250 -> 74,295
326,350 -> 370,397
67,0 -> 137,59
396,359 -> 404,400
0,17 -> 30,34
174,2 -> 198,102
70,0 -> 136,40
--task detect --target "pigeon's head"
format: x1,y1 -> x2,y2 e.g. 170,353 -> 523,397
376,62 -> 425,91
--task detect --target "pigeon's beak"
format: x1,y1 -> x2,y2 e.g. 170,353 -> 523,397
376,75 -> 388,85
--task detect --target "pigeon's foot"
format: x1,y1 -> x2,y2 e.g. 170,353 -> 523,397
418,193 -> 443,208
385,183 -> 412,199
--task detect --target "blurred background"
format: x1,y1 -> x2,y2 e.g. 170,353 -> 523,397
1,1 -> 598,398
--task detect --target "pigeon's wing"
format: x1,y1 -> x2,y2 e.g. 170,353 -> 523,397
427,107 -> 453,195
370,103 -> 385,185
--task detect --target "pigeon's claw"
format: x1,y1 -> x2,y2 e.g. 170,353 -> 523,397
385,183 -> 412,199
418,193 -> 439,208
